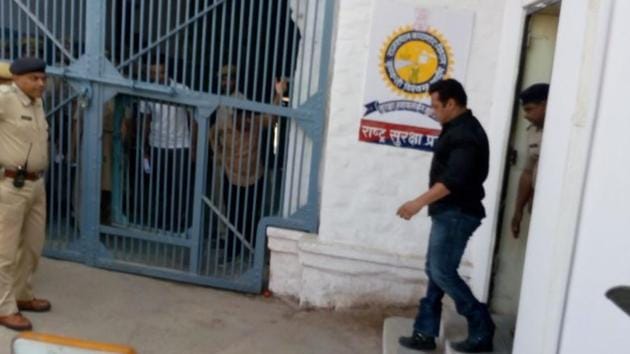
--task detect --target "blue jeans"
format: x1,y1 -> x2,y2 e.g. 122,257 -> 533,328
413,209 -> 494,339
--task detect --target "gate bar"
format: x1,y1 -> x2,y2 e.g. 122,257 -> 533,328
80,0 -> 107,264
9,0 -> 76,62
116,0 -> 229,72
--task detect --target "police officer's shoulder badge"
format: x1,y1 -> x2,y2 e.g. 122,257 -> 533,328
0,84 -> 12,94
380,26 -> 454,100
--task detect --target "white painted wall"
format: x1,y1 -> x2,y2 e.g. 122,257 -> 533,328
318,0 -> 507,298
557,1 -> 630,352
272,0 -> 630,351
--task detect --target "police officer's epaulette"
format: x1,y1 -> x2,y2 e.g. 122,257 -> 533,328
0,85 -> 13,95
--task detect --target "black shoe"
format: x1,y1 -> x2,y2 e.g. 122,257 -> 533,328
450,336 -> 493,353
398,332 -> 436,351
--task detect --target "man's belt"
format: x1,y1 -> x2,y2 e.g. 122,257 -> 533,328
4,169 -> 43,181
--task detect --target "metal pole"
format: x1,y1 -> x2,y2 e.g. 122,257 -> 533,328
80,0 -> 107,264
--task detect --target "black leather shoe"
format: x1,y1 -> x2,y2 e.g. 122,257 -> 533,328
398,332 -> 436,351
450,336 -> 493,353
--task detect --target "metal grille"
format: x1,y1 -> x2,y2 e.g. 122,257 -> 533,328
103,1 -> 314,103
0,0 -> 86,65
45,79 -> 82,259
0,0 -> 334,293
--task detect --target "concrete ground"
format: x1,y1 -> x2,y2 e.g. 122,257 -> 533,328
0,258 -> 414,354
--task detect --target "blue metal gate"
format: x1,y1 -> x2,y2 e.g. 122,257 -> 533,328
1,0 -> 334,293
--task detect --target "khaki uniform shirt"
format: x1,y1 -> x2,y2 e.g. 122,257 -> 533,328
0,84 -> 48,172
209,119 -> 264,188
209,92 -> 264,187
524,124 -> 543,186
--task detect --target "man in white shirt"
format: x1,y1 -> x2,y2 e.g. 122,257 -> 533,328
140,62 -> 196,233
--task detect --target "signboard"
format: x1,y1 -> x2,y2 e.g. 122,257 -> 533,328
358,1 -> 474,151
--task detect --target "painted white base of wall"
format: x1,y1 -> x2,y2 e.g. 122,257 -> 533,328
268,227 -> 472,308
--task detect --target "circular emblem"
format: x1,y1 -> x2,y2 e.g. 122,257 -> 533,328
380,26 -> 454,99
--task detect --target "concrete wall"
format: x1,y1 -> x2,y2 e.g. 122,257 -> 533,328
269,0 -> 509,308
317,0 -> 507,303
320,0 -> 505,254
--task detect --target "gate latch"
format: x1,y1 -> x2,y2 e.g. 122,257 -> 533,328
78,86 -> 92,109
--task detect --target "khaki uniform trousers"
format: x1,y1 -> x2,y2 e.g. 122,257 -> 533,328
0,177 -> 46,316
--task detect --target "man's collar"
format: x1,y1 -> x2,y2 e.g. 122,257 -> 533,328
443,109 -> 472,128
12,83 -> 40,107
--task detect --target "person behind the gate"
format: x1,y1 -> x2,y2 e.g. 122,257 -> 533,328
139,57 -> 196,233
209,65 -> 287,263
69,98 -> 132,225
0,57 -> 52,331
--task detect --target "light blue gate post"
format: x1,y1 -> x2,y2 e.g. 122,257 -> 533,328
305,0 -> 337,232
252,0 -> 338,293
80,0 -> 107,265
189,105 -> 213,274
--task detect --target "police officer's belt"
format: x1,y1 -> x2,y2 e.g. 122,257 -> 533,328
4,169 -> 43,181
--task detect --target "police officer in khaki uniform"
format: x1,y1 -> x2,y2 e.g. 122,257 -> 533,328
0,57 -> 51,331
511,83 -> 549,238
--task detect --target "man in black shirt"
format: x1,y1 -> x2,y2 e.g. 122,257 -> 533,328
397,79 -> 495,353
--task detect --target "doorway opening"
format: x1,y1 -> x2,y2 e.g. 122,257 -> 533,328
489,1 -> 561,318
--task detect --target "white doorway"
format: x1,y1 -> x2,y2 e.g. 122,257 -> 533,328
489,2 -> 561,316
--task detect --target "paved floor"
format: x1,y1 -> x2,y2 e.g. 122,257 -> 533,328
0,258 -> 415,354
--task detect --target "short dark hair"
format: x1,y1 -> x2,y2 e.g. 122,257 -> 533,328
145,53 -> 168,69
428,79 -> 467,107
519,83 -> 549,104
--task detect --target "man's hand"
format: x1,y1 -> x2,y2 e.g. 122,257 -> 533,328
275,79 -> 288,98
396,183 -> 449,221
511,210 -> 523,238
396,199 -> 424,220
